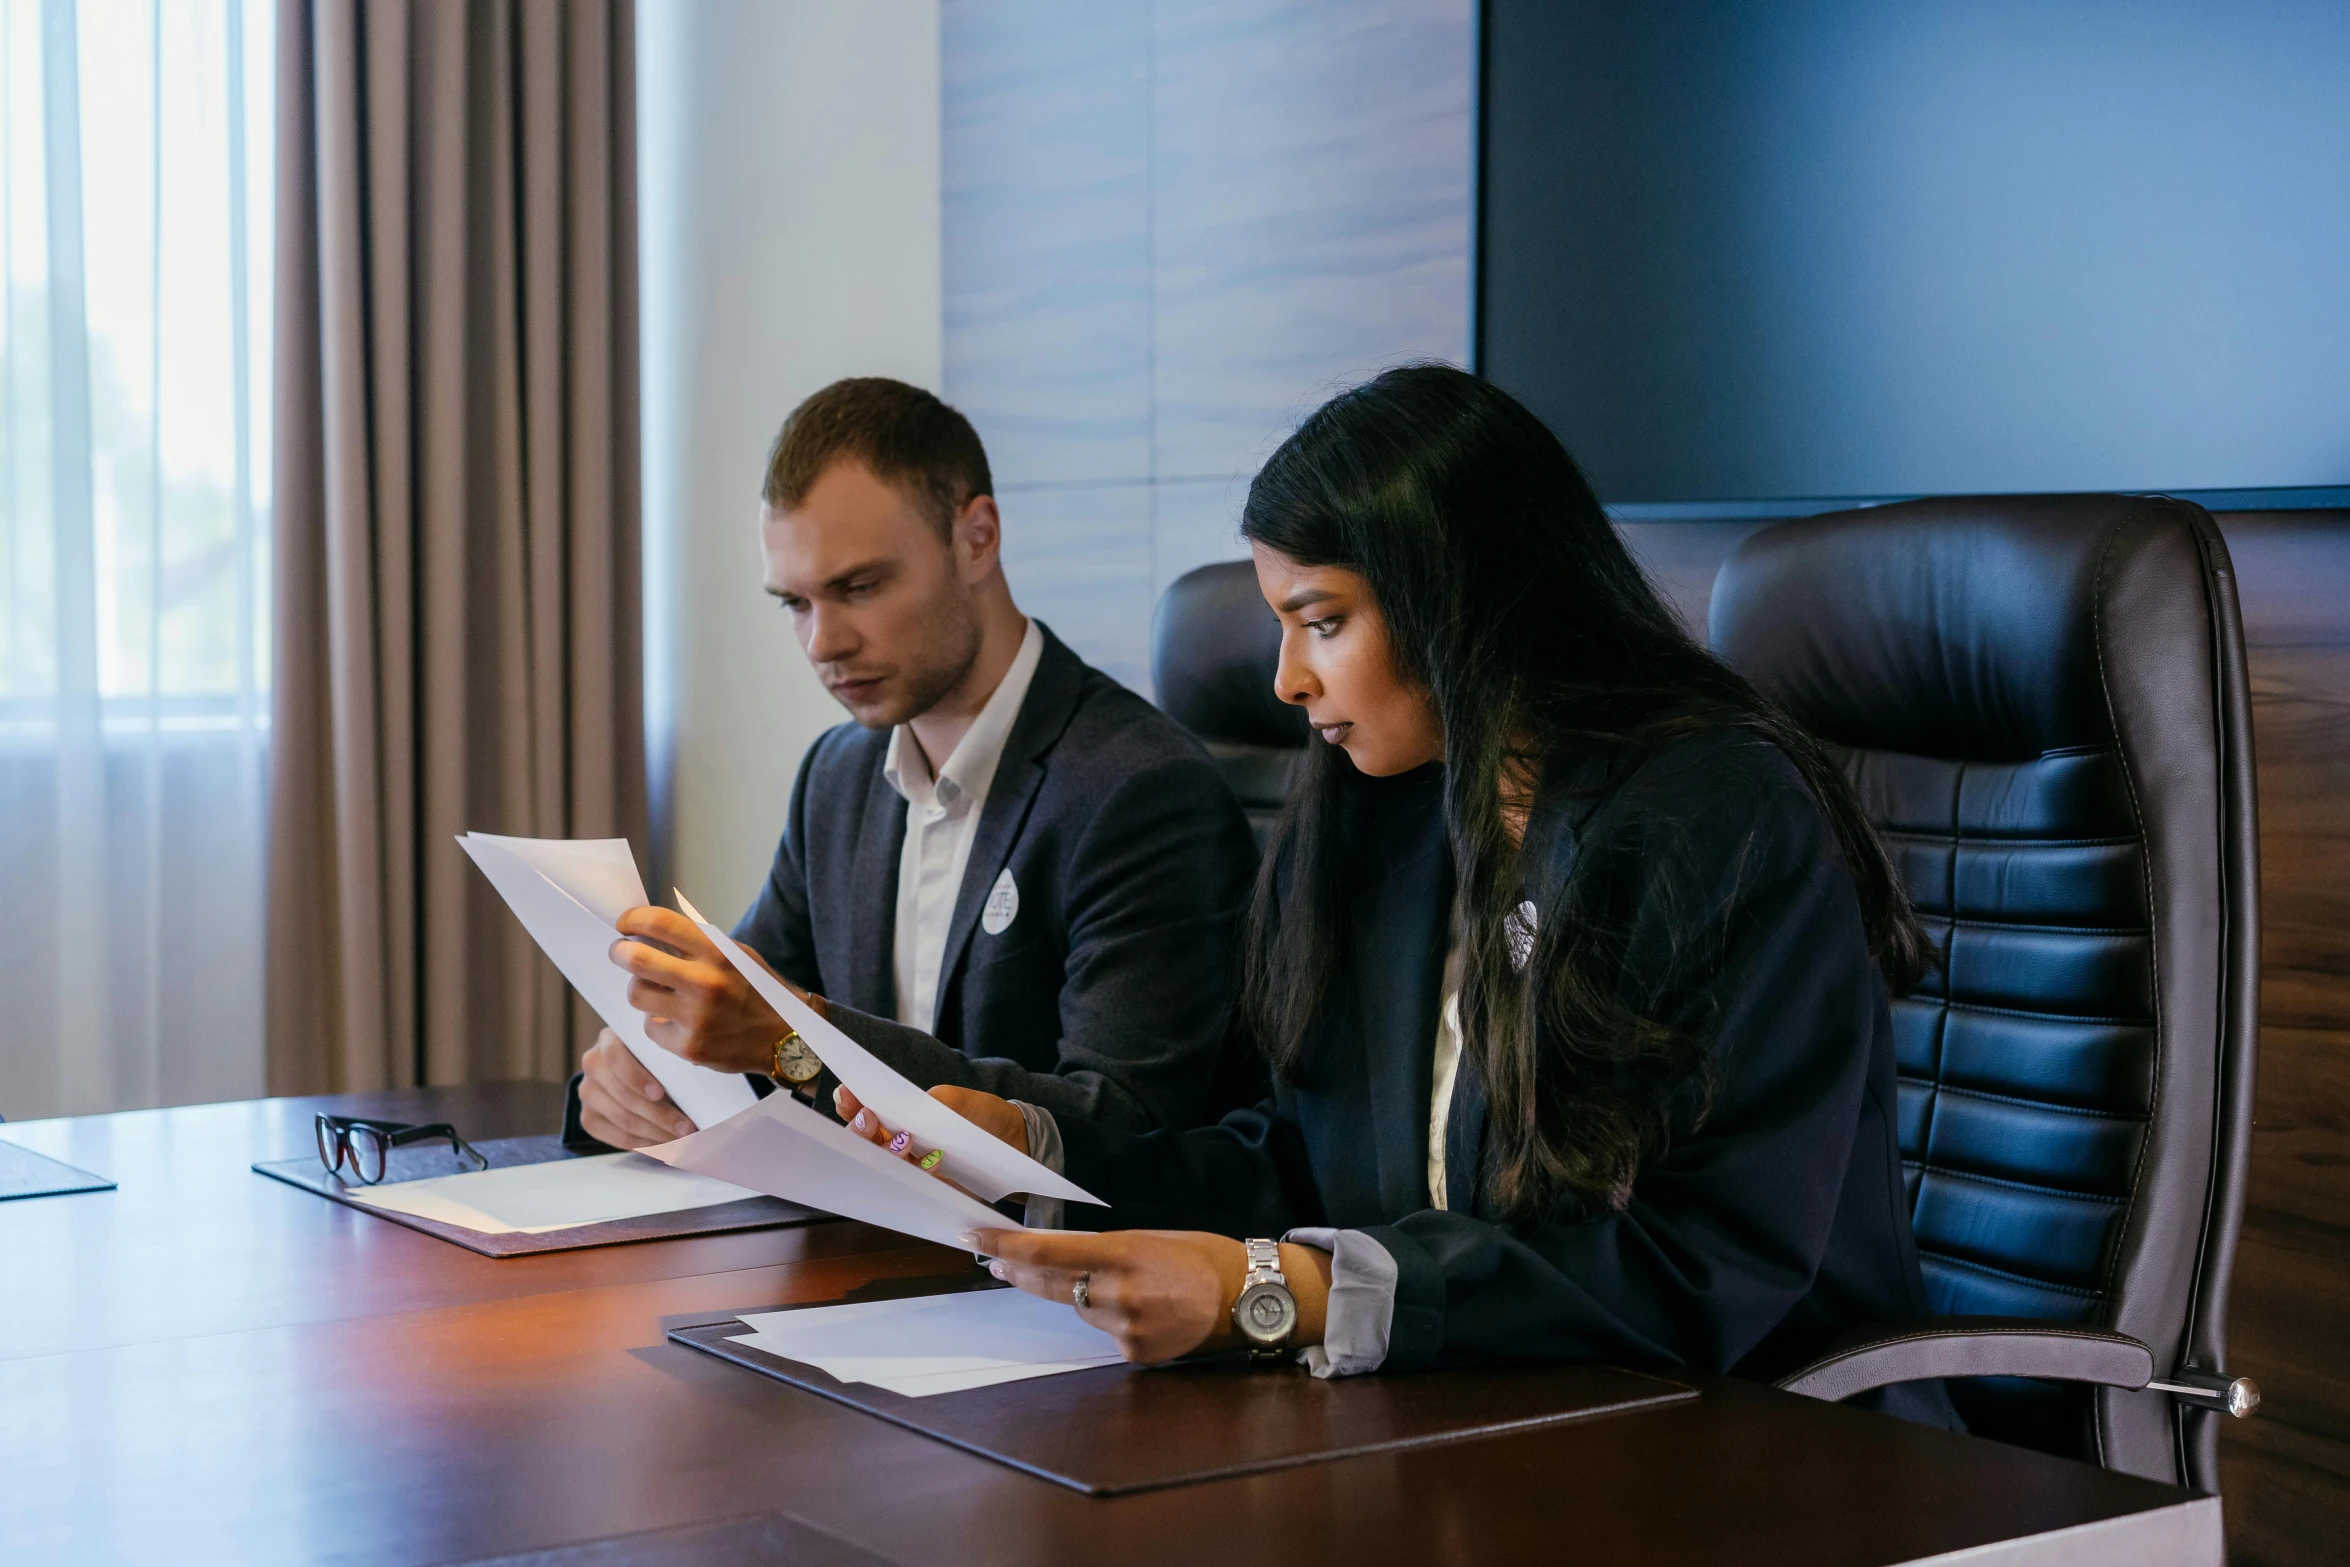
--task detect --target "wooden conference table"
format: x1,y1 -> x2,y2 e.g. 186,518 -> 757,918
1,1083 -> 2219,1566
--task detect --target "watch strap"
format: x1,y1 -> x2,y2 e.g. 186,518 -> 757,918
1236,1238 -> 1294,1362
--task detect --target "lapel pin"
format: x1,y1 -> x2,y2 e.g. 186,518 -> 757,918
982,867 -> 1020,935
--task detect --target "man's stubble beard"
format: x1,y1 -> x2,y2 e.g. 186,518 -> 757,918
867,590 -> 984,731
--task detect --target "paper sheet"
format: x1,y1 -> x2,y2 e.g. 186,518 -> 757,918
858,1357 -> 1124,1398
346,1153 -> 761,1235
640,1085 -> 1015,1250
725,1337 -> 1122,1398
675,891 -> 1100,1208
458,834 -> 758,1131
727,1287 -> 1124,1398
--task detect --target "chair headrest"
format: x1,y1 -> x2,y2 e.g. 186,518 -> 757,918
1709,494 -> 2210,762
1151,561 -> 1310,749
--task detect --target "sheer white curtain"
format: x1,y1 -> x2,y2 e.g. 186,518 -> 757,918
0,0 -> 272,1119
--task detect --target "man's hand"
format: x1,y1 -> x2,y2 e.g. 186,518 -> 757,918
606,906 -> 800,1076
578,1028 -> 696,1148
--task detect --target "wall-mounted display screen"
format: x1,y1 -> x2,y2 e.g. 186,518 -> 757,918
1479,0 -> 2350,506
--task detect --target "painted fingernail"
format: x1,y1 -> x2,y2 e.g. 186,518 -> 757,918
852,1110 -> 870,1132
918,1148 -> 944,1171
888,1130 -> 912,1155
988,1260 -> 1007,1280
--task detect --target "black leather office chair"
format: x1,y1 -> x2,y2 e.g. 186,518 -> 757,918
1152,561 -> 1308,848
1710,495 -> 2261,1492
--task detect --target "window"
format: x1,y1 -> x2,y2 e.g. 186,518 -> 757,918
0,0 -> 272,1117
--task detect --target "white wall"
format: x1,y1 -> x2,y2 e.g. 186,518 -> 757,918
637,0 -> 942,920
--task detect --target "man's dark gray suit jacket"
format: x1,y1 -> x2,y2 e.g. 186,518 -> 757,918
729,623 -> 1259,1134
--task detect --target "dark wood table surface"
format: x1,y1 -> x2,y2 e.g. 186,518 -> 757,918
0,1083 -> 2219,1566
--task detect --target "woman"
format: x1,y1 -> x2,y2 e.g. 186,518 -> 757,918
839,366 -> 1952,1422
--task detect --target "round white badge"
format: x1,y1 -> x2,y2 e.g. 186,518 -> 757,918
981,867 -> 1020,935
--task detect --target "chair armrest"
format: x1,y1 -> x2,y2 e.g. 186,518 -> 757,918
1776,1317 -> 2154,1403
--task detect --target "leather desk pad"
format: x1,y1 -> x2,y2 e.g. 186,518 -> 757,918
667,1303 -> 1697,1495
0,1138 -> 117,1202
252,1134 -> 826,1258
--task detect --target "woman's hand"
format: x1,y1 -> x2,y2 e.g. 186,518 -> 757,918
831,1086 -> 1336,1363
835,1083 -> 1027,1154
834,1084 -> 1029,1202
967,1228 -> 1333,1365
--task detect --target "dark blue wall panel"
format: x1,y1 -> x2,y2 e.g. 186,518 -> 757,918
1480,0 -> 2350,505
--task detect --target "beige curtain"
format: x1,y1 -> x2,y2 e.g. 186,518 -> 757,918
267,0 -> 646,1094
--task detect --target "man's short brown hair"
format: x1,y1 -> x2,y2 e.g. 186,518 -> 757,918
762,378 -> 993,536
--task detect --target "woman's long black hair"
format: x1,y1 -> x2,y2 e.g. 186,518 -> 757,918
1240,365 -> 1928,1220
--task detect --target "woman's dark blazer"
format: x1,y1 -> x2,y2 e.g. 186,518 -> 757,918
1053,728 -> 1953,1422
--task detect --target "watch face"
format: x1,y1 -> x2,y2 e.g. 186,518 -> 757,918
776,1036 -> 823,1083
1235,1281 -> 1298,1346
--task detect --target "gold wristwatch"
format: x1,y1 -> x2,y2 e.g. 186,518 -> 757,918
770,1030 -> 823,1087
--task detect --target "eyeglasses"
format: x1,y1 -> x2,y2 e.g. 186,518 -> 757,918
314,1114 -> 488,1186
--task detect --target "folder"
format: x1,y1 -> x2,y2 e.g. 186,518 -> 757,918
667,1284 -> 1697,1495
253,1134 -> 821,1258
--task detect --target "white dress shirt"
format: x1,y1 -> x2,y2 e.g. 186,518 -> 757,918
1428,988 -> 1465,1212
1432,901 -> 1535,1208
882,618 -> 1044,1031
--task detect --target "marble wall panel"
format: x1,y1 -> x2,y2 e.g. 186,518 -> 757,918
1149,0 -> 1475,481
943,0 -> 1474,692
1150,474 -> 1253,605
998,481 -> 1156,692
943,1 -> 1153,488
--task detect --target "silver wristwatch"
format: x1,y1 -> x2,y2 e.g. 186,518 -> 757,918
1231,1238 -> 1298,1363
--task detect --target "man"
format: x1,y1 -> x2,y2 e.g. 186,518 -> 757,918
571,378 -> 1258,1150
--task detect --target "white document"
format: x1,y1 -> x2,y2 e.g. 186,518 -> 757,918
346,1153 -> 761,1235
675,891 -> 1100,1208
852,1357 -> 1124,1398
728,1287 -> 1124,1398
641,1086 -> 1017,1250
458,834 -> 758,1131
725,1337 -> 1122,1398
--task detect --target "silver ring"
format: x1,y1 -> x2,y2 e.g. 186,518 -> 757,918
1071,1272 -> 1091,1309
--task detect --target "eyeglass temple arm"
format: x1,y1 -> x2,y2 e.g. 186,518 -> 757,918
378,1122 -> 491,1169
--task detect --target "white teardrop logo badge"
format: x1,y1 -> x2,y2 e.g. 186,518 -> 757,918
981,867 -> 1020,935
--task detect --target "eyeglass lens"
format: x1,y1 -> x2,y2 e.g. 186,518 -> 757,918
347,1124 -> 390,1184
